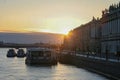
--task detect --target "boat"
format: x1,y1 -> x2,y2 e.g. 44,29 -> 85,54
17,49 -> 26,57
7,49 -> 16,57
25,48 -> 57,65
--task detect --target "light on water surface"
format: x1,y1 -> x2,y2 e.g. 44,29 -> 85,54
0,48 -> 109,80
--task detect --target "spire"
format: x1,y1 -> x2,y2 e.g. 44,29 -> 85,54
97,17 -> 99,20
109,5 -> 112,12
117,3 -> 119,8
92,16 -> 96,21
118,2 -> 120,8
114,4 -> 117,8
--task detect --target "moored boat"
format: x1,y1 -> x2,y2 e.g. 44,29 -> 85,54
7,49 -> 16,57
17,49 -> 26,57
25,48 -> 57,65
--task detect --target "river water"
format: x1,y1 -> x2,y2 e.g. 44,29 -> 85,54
0,48 -> 109,80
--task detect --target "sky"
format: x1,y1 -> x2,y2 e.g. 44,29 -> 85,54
0,0 -> 119,34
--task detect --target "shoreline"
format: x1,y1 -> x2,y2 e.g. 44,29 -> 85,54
59,54 -> 120,80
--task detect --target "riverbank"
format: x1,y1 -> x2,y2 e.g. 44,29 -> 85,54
59,54 -> 120,80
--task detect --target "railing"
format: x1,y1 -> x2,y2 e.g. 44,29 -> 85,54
60,51 -> 120,63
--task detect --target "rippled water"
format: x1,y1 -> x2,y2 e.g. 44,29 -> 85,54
0,48 -> 109,80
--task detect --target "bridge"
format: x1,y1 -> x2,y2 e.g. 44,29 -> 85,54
0,43 -> 59,49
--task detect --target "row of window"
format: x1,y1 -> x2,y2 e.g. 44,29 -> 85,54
102,19 -> 120,36
101,40 -> 120,53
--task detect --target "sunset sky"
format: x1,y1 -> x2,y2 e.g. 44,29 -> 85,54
0,0 -> 119,34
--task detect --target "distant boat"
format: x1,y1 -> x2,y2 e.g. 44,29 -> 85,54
25,48 -> 57,65
7,49 -> 16,57
17,49 -> 26,57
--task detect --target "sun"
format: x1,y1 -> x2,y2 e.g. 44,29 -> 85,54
44,17 -> 77,35
60,28 -> 69,35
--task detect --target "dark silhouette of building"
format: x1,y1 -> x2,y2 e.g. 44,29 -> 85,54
63,17 -> 101,54
63,2 -> 120,58
101,3 -> 120,56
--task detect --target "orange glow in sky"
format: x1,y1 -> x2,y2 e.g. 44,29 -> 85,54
0,0 -> 119,34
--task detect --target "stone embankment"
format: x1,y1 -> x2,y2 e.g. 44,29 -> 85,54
59,54 -> 120,80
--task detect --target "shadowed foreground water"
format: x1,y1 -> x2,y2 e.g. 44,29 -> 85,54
0,48 -> 109,80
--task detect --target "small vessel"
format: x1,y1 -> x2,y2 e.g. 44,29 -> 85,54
25,48 -> 57,65
17,49 -> 26,57
7,49 -> 16,57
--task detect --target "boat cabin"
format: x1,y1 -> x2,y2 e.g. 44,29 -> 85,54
25,48 -> 57,65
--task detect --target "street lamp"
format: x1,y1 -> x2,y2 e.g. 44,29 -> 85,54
116,45 -> 120,61
105,45 -> 109,61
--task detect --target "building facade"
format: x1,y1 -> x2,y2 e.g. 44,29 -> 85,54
63,17 -> 101,54
63,2 -> 120,57
101,3 -> 120,55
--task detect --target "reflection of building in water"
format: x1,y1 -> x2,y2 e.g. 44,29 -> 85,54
101,3 -> 120,54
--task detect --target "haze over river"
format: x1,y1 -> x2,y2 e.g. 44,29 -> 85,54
0,48 -> 109,80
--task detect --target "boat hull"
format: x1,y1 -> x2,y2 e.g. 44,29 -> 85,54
17,49 -> 26,58
25,58 -> 57,65
7,55 -> 16,57
16,54 -> 26,57
7,49 -> 16,57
